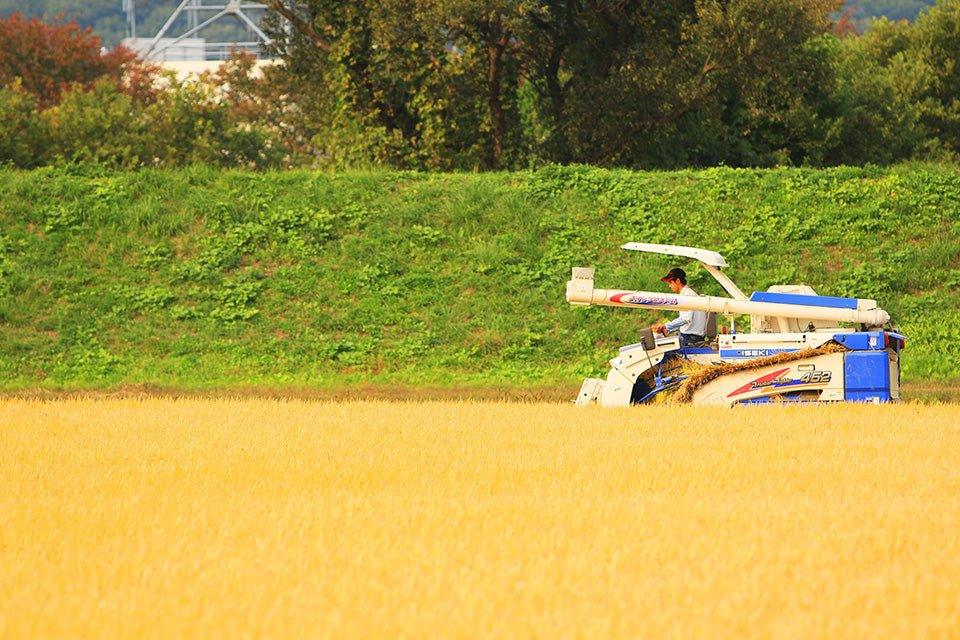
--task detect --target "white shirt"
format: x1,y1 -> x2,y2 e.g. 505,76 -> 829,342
664,285 -> 708,336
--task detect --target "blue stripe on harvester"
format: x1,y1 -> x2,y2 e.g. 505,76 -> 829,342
749,291 -> 858,309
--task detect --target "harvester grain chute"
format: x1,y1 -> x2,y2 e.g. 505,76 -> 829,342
567,243 -> 905,406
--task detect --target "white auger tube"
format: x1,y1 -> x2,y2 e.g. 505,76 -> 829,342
566,268 -> 891,327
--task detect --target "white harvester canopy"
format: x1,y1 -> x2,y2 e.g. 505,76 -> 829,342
620,242 -> 747,301
621,242 -> 728,267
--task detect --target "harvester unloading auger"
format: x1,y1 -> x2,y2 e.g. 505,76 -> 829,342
567,243 -> 906,406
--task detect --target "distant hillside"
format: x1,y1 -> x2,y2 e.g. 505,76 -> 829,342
844,0 -> 938,28
1,164 -> 958,392
0,0 -> 941,47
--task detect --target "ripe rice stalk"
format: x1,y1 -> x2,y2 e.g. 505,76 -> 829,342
2,398 -> 959,638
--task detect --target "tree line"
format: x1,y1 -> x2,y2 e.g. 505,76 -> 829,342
0,0 -> 937,50
1,0 -> 959,171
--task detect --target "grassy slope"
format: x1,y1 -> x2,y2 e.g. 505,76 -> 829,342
1,164 -> 959,390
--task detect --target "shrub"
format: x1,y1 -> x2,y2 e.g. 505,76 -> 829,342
44,80 -> 148,168
38,76 -> 284,170
0,80 -> 49,167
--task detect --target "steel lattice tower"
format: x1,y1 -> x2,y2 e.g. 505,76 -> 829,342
124,0 -> 272,61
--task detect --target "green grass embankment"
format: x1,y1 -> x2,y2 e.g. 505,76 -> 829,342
1,164 -> 958,391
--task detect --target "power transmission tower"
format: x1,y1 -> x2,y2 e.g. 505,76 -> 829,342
123,0 -> 137,39
124,0 -> 273,61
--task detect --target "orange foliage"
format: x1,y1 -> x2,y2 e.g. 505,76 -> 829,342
0,13 -> 159,108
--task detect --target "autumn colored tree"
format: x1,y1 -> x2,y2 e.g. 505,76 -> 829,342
0,13 -> 133,108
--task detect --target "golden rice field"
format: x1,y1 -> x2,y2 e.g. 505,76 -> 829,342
2,399 -> 960,638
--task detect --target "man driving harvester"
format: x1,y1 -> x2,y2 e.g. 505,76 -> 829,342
650,267 -> 708,347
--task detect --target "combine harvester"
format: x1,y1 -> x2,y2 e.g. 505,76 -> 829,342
567,243 -> 905,406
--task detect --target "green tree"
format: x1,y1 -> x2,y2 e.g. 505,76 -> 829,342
530,0 -> 697,166
429,0 -> 526,168
908,0 -> 960,156
839,0 -> 960,160
265,0 -> 507,169
811,32 -> 923,164
671,0 -> 842,166
267,0 -> 422,167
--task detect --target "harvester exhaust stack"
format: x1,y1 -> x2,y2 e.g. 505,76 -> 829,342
567,242 -> 904,406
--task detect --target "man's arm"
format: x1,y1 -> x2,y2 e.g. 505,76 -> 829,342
653,311 -> 690,336
664,314 -> 690,333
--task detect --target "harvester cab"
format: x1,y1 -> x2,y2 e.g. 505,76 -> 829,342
567,243 -> 905,406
